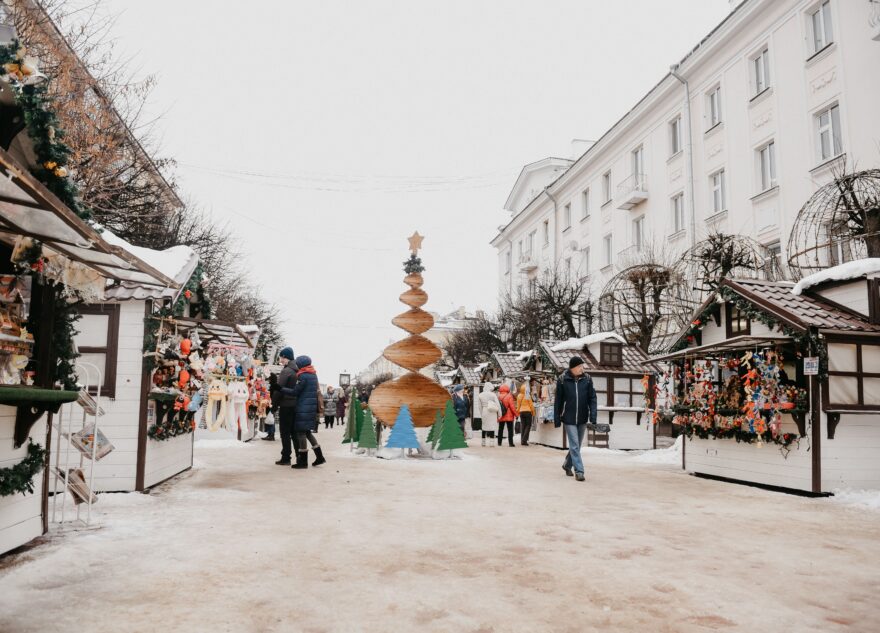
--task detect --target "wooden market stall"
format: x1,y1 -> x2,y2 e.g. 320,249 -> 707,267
57,232 -> 199,493
534,333 -> 658,450
653,268 -> 880,494
0,145 -> 176,554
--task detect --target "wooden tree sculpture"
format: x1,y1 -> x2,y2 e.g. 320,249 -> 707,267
369,232 -> 451,427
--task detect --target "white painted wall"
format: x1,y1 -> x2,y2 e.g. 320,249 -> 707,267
814,279 -> 869,317
608,411 -> 655,450
821,412 -> 880,490
144,432 -> 193,489
0,407 -> 45,555
495,0 -> 880,298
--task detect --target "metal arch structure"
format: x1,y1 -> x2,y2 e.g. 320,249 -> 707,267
787,168 -> 880,280
672,233 -> 781,310
597,263 -> 690,355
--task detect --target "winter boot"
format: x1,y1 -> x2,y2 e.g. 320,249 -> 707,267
481,437 -> 486,447
292,451 -> 308,469
275,458 -> 291,466
312,446 -> 326,466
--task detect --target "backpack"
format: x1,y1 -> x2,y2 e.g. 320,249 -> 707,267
498,396 -> 508,419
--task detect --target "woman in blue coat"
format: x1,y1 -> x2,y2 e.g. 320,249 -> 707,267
282,355 -> 325,469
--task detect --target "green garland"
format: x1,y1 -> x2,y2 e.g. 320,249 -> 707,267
0,42 -> 91,221
0,440 -> 46,497
678,420 -> 801,457
671,303 -> 720,352
403,254 -> 424,274
147,415 -> 193,441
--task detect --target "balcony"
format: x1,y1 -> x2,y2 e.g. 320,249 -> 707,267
518,255 -> 538,272
617,173 -> 648,210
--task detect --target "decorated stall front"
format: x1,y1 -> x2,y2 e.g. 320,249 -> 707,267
0,148 -> 175,553
535,333 -> 658,450
654,266 -> 880,494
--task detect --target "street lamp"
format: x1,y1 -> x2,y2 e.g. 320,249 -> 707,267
339,372 -> 351,388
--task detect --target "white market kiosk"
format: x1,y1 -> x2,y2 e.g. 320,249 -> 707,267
654,265 -> 880,494
534,334 -> 658,450
0,147 -> 176,555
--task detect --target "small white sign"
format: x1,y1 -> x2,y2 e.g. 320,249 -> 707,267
804,357 -> 819,375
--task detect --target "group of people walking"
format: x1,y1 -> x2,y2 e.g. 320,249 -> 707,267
262,347 -> 349,470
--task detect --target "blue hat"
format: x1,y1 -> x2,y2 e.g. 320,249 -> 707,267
279,347 -> 294,361
453,385 -> 464,392
295,355 -> 312,368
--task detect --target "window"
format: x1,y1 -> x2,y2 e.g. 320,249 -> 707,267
505,250 -> 511,273
542,220 -> 550,245
809,1 -> 833,55
671,193 -> 685,233
765,241 -> 784,278
528,278 -> 537,297
592,376 -> 609,406
710,170 -> 726,215
670,116 -> 682,156
602,234 -> 613,267
527,230 -> 536,257
600,342 -> 623,367
758,141 -> 777,191
632,216 -> 645,249
706,86 -> 722,129
74,304 -> 120,399
580,246 -> 590,275
581,188 -> 590,220
826,343 -> 880,408
725,303 -> 751,337
602,171 -> 612,203
816,103 -> 842,161
516,240 -> 523,263
631,146 -> 644,178
564,257 -> 572,278
612,378 -> 646,408
563,203 -> 571,230
752,48 -> 770,96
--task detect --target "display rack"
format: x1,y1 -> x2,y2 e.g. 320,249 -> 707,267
50,361 -> 105,527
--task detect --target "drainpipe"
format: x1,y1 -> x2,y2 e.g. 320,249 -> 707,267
543,188 -> 560,263
670,65 -> 697,249
507,237 -> 514,297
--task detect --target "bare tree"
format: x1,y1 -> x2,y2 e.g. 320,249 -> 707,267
441,315 -> 507,368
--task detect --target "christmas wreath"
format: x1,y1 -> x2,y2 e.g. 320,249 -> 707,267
0,440 -> 46,497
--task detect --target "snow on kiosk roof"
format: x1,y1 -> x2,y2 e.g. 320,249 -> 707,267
0,146 -> 177,289
792,259 -> 880,296
100,229 -> 198,301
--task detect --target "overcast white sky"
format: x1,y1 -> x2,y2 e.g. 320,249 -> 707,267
100,0 -> 730,384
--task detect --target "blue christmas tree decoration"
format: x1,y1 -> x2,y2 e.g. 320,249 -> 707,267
385,405 -> 421,450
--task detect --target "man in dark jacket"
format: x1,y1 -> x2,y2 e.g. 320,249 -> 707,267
452,385 -> 470,435
554,356 -> 598,482
275,347 -> 297,465
282,355 -> 324,469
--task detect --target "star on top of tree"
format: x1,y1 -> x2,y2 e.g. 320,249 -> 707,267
408,231 -> 424,254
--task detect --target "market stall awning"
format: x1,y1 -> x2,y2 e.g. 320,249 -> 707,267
650,335 -> 793,362
160,316 -> 257,349
0,146 -> 178,289
101,230 -> 198,301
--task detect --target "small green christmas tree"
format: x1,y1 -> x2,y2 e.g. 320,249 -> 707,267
355,401 -> 365,441
343,389 -> 358,444
385,405 -> 420,453
426,409 -> 443,447
437,400 -> 467,455
358,407 -> 378,451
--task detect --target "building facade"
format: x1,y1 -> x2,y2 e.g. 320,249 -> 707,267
493,0 -> 880,321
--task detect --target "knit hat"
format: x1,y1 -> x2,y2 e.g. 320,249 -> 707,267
569,356 -> 585,369
279,347 -> 294,361
453,385 -> 463,392
295,355 -> 312,368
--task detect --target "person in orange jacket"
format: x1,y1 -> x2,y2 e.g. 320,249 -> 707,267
517,382 -> 536,446
497,383 -> 518,447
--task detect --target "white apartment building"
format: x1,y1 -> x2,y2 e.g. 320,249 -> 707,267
493,0 -> 880,313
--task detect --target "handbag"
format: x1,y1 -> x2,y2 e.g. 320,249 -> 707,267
586,422 -> 611,433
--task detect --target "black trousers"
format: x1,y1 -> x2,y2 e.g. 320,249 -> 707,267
520,412 -> 533,444
481,431 -> 495,439
279,406 -> 296,461
296,430 -> 319,452
497,421 -> 515,446
324,415 -> 335,428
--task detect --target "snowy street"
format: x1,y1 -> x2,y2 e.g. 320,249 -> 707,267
1,431 -> 879,633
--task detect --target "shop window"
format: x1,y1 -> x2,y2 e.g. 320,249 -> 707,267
826,342 -> 880,409
75,304 -> 120,398
600,342 -> 623,367
725,303 -> 751,337
612,377 -> 645,408
592,375 -> 610,407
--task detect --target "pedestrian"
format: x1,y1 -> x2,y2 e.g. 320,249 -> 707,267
452,385 -> 469,435
281,355 -> 326,469
316,388 -> 324,433
275,347 -> 298,464
323,385 -> 339,429
554,356 -> 598,482
477,382 -> 500,447
496,384 -> 517,447
471,385 -> 482,435
336,388 -> 347,425
517,382 -> 536,446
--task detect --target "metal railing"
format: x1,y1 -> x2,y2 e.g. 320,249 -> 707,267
617,172 -> 648,197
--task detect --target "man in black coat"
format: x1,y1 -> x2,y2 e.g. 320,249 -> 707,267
554,356 -> 598,482
275,346 -> 297,465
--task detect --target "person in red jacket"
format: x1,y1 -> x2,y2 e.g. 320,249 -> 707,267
496,383 -> 518,447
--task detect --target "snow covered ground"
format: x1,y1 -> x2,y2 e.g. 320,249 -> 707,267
1,428 -> 879,632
